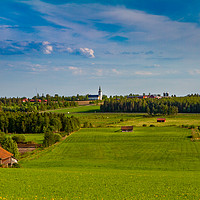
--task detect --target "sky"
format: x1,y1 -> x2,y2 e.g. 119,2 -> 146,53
1,0 -> 200,97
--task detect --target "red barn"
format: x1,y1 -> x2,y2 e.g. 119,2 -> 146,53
121,126 -> 133,132
157,118 -> 166,122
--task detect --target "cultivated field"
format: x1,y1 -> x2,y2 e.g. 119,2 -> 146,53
1,106 -> 200,199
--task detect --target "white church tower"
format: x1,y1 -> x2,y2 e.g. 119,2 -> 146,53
98,86 -> 102,100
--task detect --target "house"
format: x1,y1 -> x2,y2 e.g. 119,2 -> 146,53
88,86 -> 102,101
22,98 -> 28,103
121,126 -> 133,132
157,118 -> 166,122
30,99 -> 42,103
30,99 -> 36,102
0,146 -> 18,167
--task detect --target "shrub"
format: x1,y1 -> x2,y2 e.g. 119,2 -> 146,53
12,163 -> 20,168
189,125 -> 195,129
43,131 -> 55,147
143,124 -> 147,127
150,124 -> 155,127
83,122 -> 93,128
12,135 -> 26,143
54,133 -> 62,143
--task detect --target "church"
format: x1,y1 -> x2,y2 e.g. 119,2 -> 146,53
88,87 -> 102,100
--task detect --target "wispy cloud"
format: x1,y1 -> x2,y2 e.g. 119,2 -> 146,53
112,68 -> 121,75
189,69 -> 200,75
135,71 -> 155,76
68,66 -> 83,75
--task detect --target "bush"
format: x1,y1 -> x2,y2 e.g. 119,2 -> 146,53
12,163 -> 20,168
54,133 -> 62,143
150,124 -> 155,127
143,124 -> 147,127
83,122 -> 93,128
43,131 -> 55,147
12,135 -> 26,143
189,125 -> 195,129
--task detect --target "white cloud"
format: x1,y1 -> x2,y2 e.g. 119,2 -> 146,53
66,47 -> 95,58
43,45 -> 53,54
79,48 -> 95,58
42,41 -> 53,54
135,71 -> 154,76
68,66 -> 83,75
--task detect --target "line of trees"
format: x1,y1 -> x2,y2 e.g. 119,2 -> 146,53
0,112 -> 80,134
100,97 -> 200,114
0,100 -> 77,112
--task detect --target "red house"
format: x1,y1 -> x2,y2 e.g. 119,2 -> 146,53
22,98 -> 28,102
0,147 -> 17,167
157,118 -> 166,122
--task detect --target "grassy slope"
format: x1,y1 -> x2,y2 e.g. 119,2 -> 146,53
1,127 -> 200,199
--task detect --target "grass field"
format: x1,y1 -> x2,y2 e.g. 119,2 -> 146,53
1,106 -> 200,199
10,134 -> 44,144
49,105 -> 100,113
1,126 -> 200,199
49,105 -> 200,128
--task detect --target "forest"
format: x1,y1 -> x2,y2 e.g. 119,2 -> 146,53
0,112 -> 80,134
100,96 -> 200,114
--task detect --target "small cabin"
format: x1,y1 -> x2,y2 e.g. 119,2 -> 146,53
121,126 -> 133,132
0,147 -> 18,167
157,118 -> 166,122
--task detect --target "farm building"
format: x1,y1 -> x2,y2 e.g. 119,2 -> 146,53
0,146 -> 18,167
121,126 -> 133,132
157,118 -> 166,122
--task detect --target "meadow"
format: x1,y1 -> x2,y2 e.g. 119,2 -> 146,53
10,134 -> 44,144
1,105 -> 200,199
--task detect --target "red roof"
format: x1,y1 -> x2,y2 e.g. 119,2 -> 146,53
0,146 -> 13,160
121,126 -> 133,132
157,118 -> 166,122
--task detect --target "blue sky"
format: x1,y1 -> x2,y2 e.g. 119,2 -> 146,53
1,0 -> 200,97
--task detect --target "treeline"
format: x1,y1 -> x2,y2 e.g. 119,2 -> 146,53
100,97 -> 200,114
1,101 -> 77,112
0,112 -> 80,134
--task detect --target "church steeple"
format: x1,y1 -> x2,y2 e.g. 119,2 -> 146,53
98,86 -> 102,100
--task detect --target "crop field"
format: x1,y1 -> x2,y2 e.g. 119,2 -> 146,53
1,125 -> 200,199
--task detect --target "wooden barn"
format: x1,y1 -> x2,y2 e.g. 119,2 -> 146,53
121,126 -> 133,132
157,118 -> 166,122
0,146 -> 17,167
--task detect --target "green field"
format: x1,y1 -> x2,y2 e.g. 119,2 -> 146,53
48,105 -> 100,113
1,106 -> 200,199
10,134 -> 44,144
50,105 -> 200,128
1,125 -> 200,199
